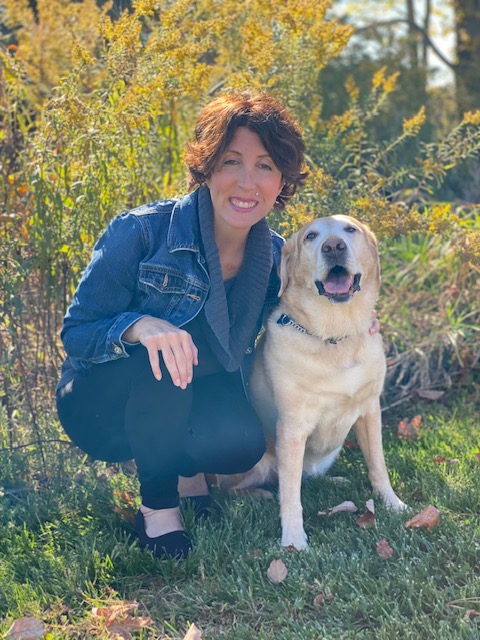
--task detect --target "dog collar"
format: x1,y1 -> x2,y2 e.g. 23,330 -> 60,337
276,313 -> 342,344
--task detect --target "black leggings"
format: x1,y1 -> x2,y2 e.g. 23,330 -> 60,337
56,347 -> 265,509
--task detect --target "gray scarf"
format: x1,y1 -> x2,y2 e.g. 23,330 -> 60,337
197,185 -> 273,371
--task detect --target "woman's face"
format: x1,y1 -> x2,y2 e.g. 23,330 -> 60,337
206,127 -> 284,235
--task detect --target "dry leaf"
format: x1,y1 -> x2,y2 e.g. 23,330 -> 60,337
90,602 -> 152,637
113,506 -> 136,525
432,456 -> 446,464
113,490 -> 136,507
312,593 -> 333,609
356,499 -> 376,529
416,389 -> 445,400
475,453 -> 480,461
5,617 -> 46,640
183,624 -> 202,640
267,558 -> 288,583
465,610 -> 480,620
405,505 -> 441,531
397,415 -> 422,440
318,501 -> 358,516
376,539 -> 394,559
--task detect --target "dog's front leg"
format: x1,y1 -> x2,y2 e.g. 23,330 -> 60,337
276,422 -> 309,549
354,407 -> 406,510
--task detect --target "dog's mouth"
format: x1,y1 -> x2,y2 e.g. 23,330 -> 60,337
315,267 -> 361,303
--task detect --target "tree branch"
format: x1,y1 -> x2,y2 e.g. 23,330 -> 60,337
346,18 -> 456,70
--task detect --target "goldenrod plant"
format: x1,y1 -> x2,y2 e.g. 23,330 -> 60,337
0,0 -> 479,461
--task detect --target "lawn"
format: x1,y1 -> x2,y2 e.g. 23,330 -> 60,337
1,395 -> 479,639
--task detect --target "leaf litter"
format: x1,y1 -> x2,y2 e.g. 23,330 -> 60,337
405,504 -> 441,530
267,558 -> 288,583
356,499 -> 376,529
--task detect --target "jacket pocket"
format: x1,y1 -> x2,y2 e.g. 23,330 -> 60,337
138,265 -> 208,322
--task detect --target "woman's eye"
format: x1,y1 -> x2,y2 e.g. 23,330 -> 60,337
224,158 -> 238,165
259,163 -> 272,171
305,231 -> 317,241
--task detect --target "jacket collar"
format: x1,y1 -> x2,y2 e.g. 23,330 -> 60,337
167,188 -> 203,253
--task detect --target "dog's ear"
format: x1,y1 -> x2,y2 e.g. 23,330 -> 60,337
278,240 -> 293,297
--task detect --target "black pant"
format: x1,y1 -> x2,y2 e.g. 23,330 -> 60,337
56,347 -> 265,509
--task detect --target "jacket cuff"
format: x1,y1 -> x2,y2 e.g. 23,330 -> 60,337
106,312 -> 148,358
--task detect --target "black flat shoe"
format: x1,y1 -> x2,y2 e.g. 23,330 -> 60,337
134,511 -> 192,560
181,494 -> 213,520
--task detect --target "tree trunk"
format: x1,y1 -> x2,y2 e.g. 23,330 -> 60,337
455,0 -> 480,113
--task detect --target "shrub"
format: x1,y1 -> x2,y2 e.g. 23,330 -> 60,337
0,0 -> 479,476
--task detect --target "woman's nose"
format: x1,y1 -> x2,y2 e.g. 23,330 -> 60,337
237,166 -> 256,191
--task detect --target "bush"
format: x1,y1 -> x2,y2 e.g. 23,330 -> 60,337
0,0 -> 479,478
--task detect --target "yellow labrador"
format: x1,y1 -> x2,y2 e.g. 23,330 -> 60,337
221,214 -> 405,549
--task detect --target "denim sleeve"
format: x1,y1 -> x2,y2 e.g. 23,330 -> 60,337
60,213 -> 149,366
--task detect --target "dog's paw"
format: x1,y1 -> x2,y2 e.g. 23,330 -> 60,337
382,492 -> 408,511
281,529 -> 308,550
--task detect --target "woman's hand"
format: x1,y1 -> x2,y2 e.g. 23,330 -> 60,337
123,316 -> 198,388
369,313 -> 380,335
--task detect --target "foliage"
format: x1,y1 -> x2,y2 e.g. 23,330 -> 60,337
0,0 -> 479,469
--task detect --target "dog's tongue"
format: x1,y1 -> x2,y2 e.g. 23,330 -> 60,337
323,272 -> 354,294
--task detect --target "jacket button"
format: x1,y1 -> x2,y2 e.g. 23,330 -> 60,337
113,345 -> 123,355
245,347 -> 253,355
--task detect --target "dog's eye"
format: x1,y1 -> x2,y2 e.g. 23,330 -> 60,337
304,231 -> 318,241
345,226 -> 357,233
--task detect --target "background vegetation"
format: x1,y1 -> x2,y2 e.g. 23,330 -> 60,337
0,0 -> 479,637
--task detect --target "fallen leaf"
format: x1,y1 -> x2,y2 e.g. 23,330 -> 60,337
183,624 -> 202,640
5,617 -> 46,640
448,458 -> 460,465
376,539 -> 394,559
465,610 -> 480,620
90,602 -> 152,636
475,453 -> 480,461
356,499 -> 376,529
416,389 -> 445,400
113,506 -> 136,525
405,504 -> 441,531
267,558 -> 288,583
344,439 -> 359,449
397,415 -> 422,440
318,500 -> 358,516
312,593 -> 333,609
113,490 -> 136,508
432,455 -> 446,464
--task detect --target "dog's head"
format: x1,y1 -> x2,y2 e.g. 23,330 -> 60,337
279,215 -> 380,304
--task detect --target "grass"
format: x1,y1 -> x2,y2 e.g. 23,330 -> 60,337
1,395 -> 480,639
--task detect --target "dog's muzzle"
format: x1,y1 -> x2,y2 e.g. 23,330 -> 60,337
315,267 -> 361,303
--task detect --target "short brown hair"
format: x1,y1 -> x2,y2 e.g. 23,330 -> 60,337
184,92 -> 308,210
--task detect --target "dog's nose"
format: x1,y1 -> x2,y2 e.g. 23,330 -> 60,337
321,237 -> 346,255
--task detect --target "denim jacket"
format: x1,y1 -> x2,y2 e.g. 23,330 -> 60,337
58,189 -> 284,392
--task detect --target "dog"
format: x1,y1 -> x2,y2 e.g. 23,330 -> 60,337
219,214 -> 405,549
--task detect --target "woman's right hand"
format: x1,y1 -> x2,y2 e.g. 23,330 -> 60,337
122,316 -> 198,388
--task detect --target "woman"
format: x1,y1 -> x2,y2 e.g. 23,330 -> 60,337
56,92 -> 308,559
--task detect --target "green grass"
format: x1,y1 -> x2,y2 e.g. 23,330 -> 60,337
1,396 -> 480,639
